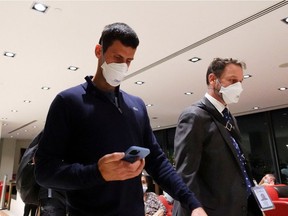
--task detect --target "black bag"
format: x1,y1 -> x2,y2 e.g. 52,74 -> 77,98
16,131 -> 43,205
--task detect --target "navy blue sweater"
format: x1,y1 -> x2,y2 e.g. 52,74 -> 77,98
35,76 -> 201,216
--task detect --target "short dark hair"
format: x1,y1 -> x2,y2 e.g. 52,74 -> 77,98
206,57 -> 246,85
98,22 -> 139,53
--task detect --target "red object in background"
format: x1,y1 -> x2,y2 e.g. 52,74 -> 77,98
264,184 -> 288,216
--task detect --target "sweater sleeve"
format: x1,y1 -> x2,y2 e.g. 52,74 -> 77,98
140,100 -> 202,212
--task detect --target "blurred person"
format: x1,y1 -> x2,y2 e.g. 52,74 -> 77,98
259,174 -> 276,186
142,174 -> 166,216
159,191 -> 174,216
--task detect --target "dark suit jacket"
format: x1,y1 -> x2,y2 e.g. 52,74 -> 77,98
173,97 -> 261,216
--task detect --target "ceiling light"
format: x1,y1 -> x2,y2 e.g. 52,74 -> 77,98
146,104 -> 153,107
184,92 -> 193,95
135,81 -> 145,85
24,100 -> 31,103
41,86 -> 51,90
278,87 -> 288,91
4,52 -> 16,58
68,66 -> 79,71
11,109 -> 18,113
279,62 -> 288,68
188,57 -> 201,63
32,2 -> 48,13
282,17 -> 288,24
253,106 -> 260,110
244,74 -> 252,79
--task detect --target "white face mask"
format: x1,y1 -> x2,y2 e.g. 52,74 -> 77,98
219,81 -> 243,104
142,184 -> 148,193
101,61 -> 128,87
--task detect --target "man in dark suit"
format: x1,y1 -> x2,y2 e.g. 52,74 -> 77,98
173,58 -> 262,216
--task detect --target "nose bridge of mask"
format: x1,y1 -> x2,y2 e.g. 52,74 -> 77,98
220,81 -> 243,92
106,62 -> 128,73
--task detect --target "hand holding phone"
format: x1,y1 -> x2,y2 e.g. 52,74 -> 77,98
122,146 -> 150,163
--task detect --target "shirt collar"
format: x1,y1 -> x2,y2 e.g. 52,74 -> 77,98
205,93 -> 226,115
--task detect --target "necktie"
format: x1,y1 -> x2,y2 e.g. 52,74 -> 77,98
222,108 -> 252,195
222,108 -> 234,131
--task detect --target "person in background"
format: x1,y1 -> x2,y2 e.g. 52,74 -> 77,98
259,174 -> 276,186
159,191 -> 174,216
142,174 -> 166,216
35,22 -> 207,216
173,58 -> 262,216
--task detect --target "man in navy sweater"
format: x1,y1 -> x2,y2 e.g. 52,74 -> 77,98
35,22 -> 207,216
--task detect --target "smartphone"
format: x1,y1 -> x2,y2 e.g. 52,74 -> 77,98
122,146 -> 150,163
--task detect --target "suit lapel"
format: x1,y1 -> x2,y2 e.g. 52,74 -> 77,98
196,98 -> 244,169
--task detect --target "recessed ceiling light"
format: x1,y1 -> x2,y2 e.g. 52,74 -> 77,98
32,2 -> 49,13
135,81 -> 145,85
253,106 -> 260,110
146,104 -> 153,107
184,92 -> 193,95
278,87 -> 288,91
244,74 -> 252,79
188,57 -> 201,63
41,86 -> 51,90
4,52 -> 16,58
281,17 -> 288,24
11,109 -> 18,113
279,62 -> 288,68
24,100 -> 31,103
68,66 -> 79,71
3,123 -> 8,126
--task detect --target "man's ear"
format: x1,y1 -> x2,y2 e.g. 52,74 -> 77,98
95,44 -> 102,58
208,73 -> 216,86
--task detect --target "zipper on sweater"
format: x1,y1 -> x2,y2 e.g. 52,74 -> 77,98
115,96 -> 122,113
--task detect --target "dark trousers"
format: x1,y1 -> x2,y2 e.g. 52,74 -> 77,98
23,203 -> 38,216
